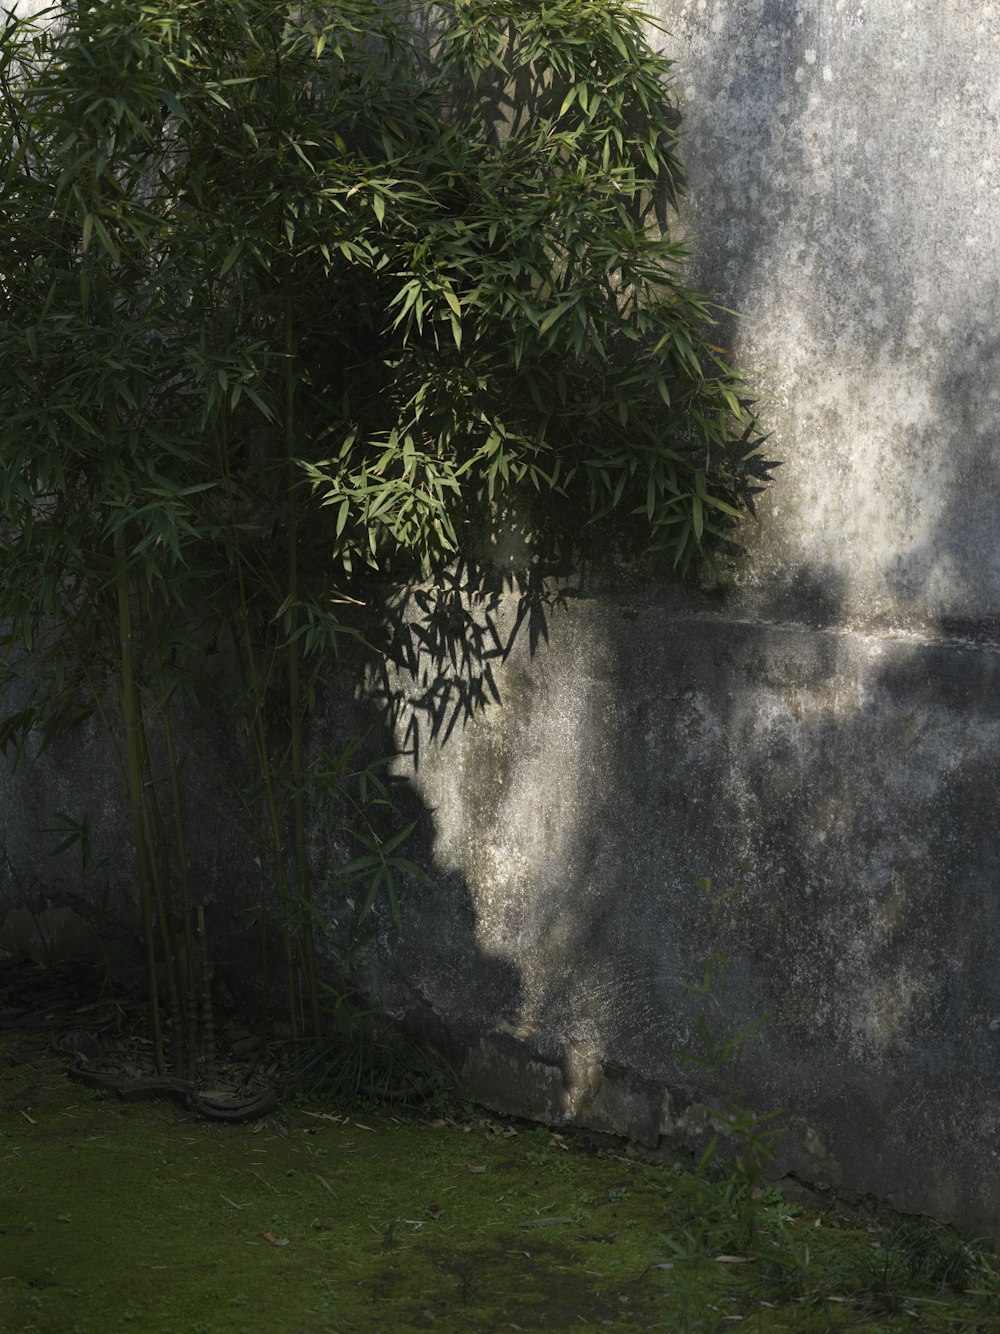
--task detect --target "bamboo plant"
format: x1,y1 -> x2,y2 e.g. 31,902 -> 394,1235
0,0 -> 774,1076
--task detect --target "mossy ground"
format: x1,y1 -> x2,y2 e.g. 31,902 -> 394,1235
1,1045 -> 997,1333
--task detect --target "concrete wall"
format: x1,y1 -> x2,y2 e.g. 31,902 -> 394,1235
369,579 -> 1000,1232
662,0 -> 1000,635
358,1 -> 1000,1233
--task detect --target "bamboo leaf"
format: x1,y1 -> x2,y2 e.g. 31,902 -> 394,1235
220,242 -> 243,276
91,215 -> 119,264
380,821 -> 416,856
332,855 -> 380,878
539,299 -> 574,336
692,493 -> 704,540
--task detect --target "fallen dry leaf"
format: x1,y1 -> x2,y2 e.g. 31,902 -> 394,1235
262,1232 -> 289,1247
466,1163 -> 487,1173
714,1255 -> 755,1264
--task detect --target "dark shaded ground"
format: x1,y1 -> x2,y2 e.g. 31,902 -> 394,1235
1,954 -> 999,1333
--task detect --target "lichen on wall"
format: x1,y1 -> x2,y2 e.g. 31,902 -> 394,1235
657,0 -> 1000,633
376,582 -> 1000,1232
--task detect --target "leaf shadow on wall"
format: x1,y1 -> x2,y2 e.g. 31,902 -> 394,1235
351,6 -> 1000,1230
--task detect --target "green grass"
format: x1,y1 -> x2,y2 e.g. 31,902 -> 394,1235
1,1048 -> 997,1332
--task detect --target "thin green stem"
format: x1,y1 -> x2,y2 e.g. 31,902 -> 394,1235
163,704 -> 198,1080
284,299 -> 320,1036
114,527 -> 164,1076
137,711 -> 185,1076
216,406 -> 301,1047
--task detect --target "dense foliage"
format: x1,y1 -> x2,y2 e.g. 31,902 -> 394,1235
0,0 -> 771,1067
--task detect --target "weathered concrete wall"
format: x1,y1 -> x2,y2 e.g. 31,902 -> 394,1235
357,0 -> 1000,1233
367,582 -> 1000,1231
660,0 -> 1000,635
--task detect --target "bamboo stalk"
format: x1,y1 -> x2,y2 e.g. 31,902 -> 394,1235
136,707 -> 188,1077
114,528 -> 165,1075
163,707 -> 199,1081
216,408 -> 300,1048
284,299 -> 320,1036
196,904 -> 216,1083
227,652 -> 274,1047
